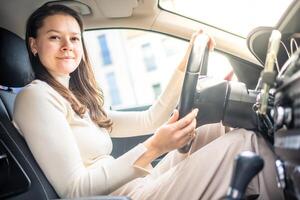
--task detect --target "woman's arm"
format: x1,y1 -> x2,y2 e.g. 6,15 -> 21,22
108,30 -> 215,138
13,82 -> 150,198
108,68 -> 184,137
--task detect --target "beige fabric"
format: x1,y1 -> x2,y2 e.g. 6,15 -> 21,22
13,67 -> 284,199
13,69 -> 184,198
111,124 -> 284,200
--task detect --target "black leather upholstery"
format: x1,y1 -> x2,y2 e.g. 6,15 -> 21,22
0,27 -> 130,199
0,28 -> 34,87
0,106 -> 59,199
0,90 -> 17,120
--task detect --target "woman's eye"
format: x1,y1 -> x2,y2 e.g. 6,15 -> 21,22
49,36 -> 60,40
71,37 -> 80,42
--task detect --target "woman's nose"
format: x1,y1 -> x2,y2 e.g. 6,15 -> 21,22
61,38 -> 73,52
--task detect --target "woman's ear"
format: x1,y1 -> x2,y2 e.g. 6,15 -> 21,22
28,37 -> 38,56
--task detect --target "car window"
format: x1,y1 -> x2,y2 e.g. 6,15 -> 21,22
83,29 -> 235,110
159,0 -> 293,37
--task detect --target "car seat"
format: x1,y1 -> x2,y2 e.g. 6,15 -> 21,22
0,27 -> 129,200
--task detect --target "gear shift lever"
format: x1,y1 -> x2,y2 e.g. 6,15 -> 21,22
226,151 -> 264,200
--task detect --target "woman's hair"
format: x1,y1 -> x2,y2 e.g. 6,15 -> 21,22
25,4 -> 113,130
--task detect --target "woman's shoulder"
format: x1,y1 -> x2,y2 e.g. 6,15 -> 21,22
16,79 -> 67,108
23,79 -> 49,90
18,79 -> 53,99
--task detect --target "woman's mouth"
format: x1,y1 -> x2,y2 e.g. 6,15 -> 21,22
57,56 -> 74,60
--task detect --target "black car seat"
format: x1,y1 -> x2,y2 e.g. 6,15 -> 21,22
0,27 -> 59,200
0,27 -> 129,200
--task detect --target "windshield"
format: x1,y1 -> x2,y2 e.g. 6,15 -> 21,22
159,0 -> 293,37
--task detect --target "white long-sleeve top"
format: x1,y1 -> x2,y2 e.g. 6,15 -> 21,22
13,69 -> 184,198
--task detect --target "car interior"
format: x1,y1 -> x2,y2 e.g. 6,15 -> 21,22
0,0 -> 300,199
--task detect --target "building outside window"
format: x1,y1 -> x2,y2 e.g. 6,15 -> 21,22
141,43 -> 157,72
152,83 -> 161,99
106,72 -> 122,106
84,29 -> 234,110
162,37 -> 177,57
98,35 -> 112,66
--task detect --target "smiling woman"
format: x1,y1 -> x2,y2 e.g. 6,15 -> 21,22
10,2 -> 283,200
1,0 -> 300,199
28,14 -> 83,76
14,3 -> 203,198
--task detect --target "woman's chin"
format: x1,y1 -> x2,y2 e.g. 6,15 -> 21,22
59,64 -> 78,74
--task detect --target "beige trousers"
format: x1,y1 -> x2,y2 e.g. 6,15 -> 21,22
111,123 -> 284,200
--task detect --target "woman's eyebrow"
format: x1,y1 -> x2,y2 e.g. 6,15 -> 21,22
46,29 -> 80,35
46,29 -> 60,34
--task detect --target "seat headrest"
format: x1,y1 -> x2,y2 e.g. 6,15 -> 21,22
0,28 -> 34,87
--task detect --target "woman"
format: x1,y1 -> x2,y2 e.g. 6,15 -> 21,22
13,4 -> 282,200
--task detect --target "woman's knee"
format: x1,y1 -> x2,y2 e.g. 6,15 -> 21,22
222,129 -> 256,151
192,123 -> 225,148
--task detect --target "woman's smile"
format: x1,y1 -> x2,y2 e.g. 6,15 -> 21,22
29,14 -> 83,76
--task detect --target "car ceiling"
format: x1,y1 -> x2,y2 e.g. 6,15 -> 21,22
0,0 -> 265,66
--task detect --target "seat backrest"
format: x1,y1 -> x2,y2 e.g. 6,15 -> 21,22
0,27 -> 59,199
0,88 -> 17,121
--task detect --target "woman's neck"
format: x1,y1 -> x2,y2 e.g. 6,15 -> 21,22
49,72 -> 70,88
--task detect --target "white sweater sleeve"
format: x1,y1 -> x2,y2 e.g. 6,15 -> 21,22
13,83 -> 149,198
108,69 -> 185,137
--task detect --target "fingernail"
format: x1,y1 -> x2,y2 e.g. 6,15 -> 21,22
193,108 -> 199,116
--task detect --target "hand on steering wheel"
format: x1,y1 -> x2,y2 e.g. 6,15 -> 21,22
178,33 -> 211,153
177,30 -> 215,73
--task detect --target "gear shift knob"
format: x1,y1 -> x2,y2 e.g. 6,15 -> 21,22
226,151 -> 264,200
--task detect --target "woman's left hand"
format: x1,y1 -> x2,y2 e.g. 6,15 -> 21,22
177,29 -> 215,72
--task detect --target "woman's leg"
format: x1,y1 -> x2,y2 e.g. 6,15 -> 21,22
110,123 -> 225,198
113,129 -> 281,200
138,129 -> 258,200
150,123 -> 226,178
112,128 -> 283,200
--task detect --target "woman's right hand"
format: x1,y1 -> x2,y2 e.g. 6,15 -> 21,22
144,108 -> 198,156
134,109 -> 198,168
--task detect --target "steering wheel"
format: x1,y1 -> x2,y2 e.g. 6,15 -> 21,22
178,34 -> 210,153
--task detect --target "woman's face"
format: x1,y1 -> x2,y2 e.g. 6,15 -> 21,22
29,14 -> 83,76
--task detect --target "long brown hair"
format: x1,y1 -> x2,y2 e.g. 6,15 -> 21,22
25,4 -> 113,130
